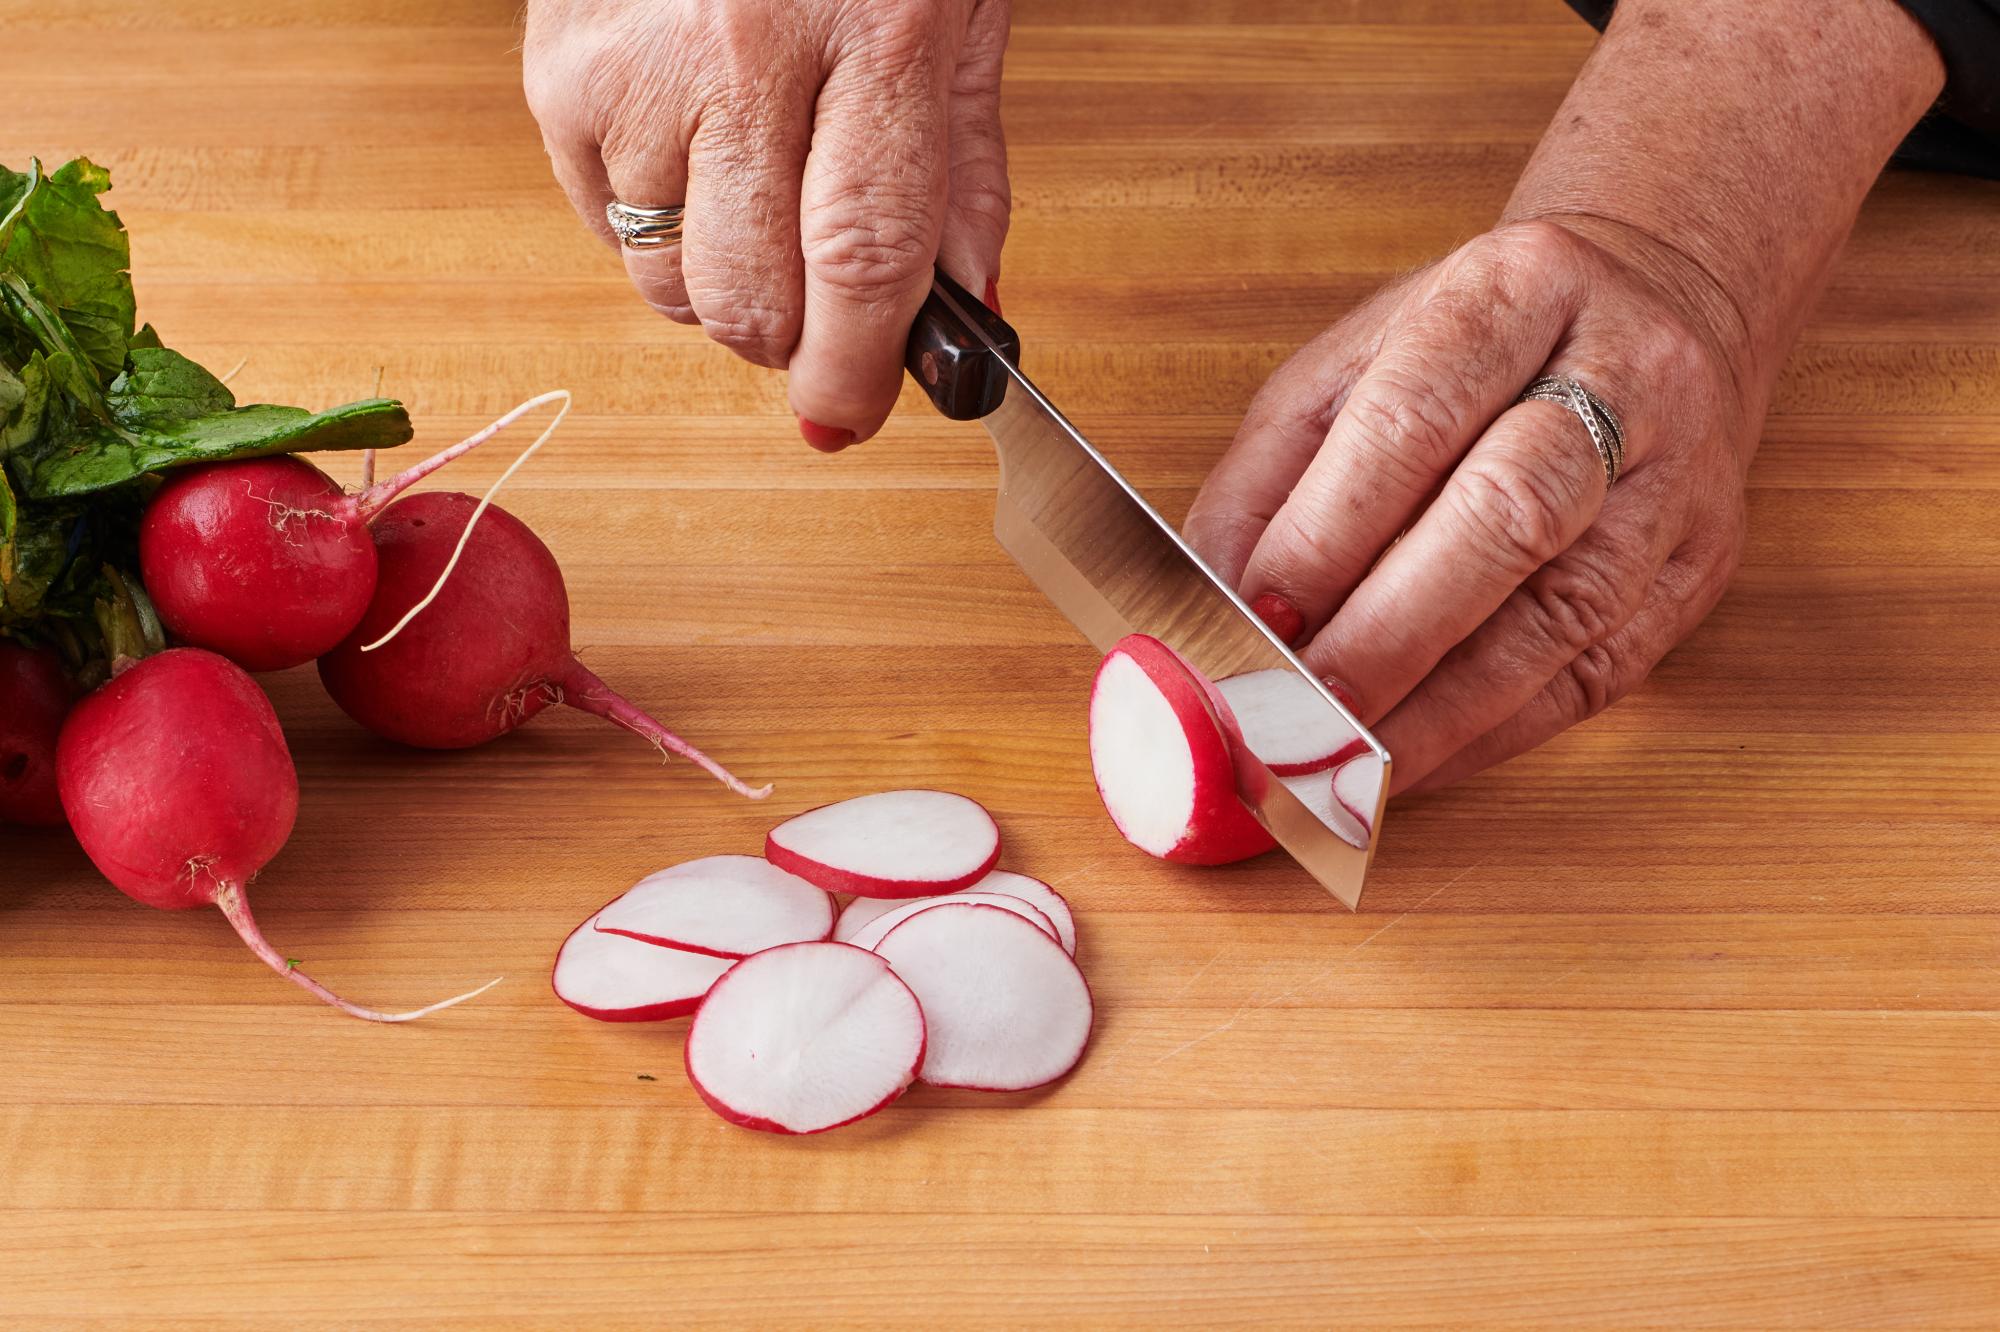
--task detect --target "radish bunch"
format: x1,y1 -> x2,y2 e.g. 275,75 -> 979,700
1088,633 -> 1380,863
553,789 -> 1093,1135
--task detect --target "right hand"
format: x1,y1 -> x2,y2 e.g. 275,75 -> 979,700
523,0 -> 1013,449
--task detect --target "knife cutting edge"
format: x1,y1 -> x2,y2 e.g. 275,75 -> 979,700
906,270 -> 1389,908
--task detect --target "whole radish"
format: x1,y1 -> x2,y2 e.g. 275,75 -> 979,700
0,642 -> 74,827
317,490 -> 769,799
56,647 -> 496,1021
137,392 -> 566,672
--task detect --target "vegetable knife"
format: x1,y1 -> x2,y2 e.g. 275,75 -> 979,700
905,270 -> 1389,907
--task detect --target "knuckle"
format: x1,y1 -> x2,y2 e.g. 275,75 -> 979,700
1558,643 -> 1623,723
1448,453 -> 1577,578
1340,381 -> 1464,485
803,205 -> 937,303
698,299 -> 799,365
1526,553 -> 1629,659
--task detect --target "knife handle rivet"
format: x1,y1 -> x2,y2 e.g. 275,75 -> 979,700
918,350 -> 940,387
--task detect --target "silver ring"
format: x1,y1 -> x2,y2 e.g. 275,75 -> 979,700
1519,374 -> 1625,486
605,201 -> 683,249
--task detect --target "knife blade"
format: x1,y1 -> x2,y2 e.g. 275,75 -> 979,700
906,270 -> 1387,907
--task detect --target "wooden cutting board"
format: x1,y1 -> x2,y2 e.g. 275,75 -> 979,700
4,0 -> 1998,1323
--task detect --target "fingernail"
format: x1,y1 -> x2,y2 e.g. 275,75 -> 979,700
1320,675 -> 1361,715
1249,592 -> 1304,645
797,416 -> 855,453
982,277 -> 1002,317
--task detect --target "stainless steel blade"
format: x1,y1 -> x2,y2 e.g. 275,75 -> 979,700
932,285 -> 1390,906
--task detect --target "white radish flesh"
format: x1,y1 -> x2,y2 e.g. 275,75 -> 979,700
1089,635 -> 1274,865
593,855 -> 834,958
684,942 -> 926,1134
845,891 -> 1058,952
1215,668 -> 1368,776
969,870 -> 1077,957
552,915 -> 732,1022
1331,751 -> 1385,850
873,902 -> 1093,1092
1279,770 -> 1368,849
765,789 -> 1001,899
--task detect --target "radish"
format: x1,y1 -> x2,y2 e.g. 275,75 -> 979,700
872,902 -> 1093,1092
553,912 -> 732,1021
55,648 -> 498,1021
592,854 -> 833,959
0,642 -> 73,827
1089,635 -> 1274,865
1215,668 -> 1368,776
764,789 -> 1000,898
317,490 -> 768,799
138,392 -> 568,673
1330,751 -> 1383,849
843,890 -> 1058,952
834,869 -> 1077,956
684,941 -> 925,1133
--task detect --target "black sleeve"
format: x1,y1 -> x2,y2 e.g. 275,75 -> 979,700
1563,0 -> 2000,179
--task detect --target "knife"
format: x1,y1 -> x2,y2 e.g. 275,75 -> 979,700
905,270 -> 1389,908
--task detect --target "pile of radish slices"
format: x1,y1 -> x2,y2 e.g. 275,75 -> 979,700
554,789 -> 1092,1135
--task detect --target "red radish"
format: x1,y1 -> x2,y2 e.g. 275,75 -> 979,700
1089,635 -> 1274,865
764,789 -> 1000,898
835,870 -> 1077,956
553,912 -> 732,1021
1277,770 -> 1366,849
684,941 -> 925,1134
0,643 -> 73,827
844,890 -> 1058,953
56,648 -> 497,1021
873,901 -> 1093,1092
592,855 -> 833,958
1215,668 -> 1368,776
139,392 -> 568,673
1330,751 -> 1384,849
317,490 -> 768,798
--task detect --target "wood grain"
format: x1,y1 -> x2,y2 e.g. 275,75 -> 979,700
3,0 -> 1998,1324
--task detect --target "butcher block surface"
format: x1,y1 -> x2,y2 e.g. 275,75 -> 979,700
3,0 -> 1999,1324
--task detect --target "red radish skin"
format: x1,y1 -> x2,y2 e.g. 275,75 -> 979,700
764,790 -> 1001,898
843,890 -> 1059,953
1330,751 -> 1385,849
552,912 -> 732,1021
138,393 -> 567,673
317,490 -> 768,799
0,643 -> 72,827
684,941 -> 925,1134
1089,635 -> 1275,865
873,902 -> 1094,1092
56,648 -> 497,1022
592,855 -> 834,959
833,872 -> 1077,956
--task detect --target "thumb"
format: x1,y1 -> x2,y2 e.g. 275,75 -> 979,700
937,0 -> 1011,309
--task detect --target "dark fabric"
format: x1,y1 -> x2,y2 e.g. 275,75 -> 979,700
1563,0 -> 2000,179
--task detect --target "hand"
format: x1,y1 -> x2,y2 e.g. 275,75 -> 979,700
1185,218 -> 1755,793
523,0 -> 1011,447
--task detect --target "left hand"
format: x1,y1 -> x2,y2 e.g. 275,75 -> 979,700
1184,217 -> 1756,794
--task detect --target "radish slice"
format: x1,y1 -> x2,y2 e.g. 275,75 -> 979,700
684,942 -> 925,1134
552,915 -> 732,1022
873,902 -> 1093,1092
1089,635 -> 1274,865
593,855 -> 835,958
845,891 -> 1059,952
1215,669 -> 1368,776
832,894 -> 901,943
1331,751 -> 1384,850
966,870 -> 1077,957
1279,770 -> 1368,850
764,789 -> 1001,899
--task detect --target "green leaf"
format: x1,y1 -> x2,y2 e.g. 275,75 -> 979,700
12,396 -> 412,499
0,273 -> 110,421
108,346 -> 235,426
0,157 -> 134,383
0,468 -> 15,577
128,322 -> 162,350
0,353 -> 55,455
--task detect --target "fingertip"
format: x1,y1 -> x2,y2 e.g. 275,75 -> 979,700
1249,592 -> 1305,646
797,416 -> 856,453
982,276 -> 1002,317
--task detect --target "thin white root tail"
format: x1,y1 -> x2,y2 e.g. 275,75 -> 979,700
213,880 -> 503,1023
559,659 -> 773,801
359,388 -> 572,654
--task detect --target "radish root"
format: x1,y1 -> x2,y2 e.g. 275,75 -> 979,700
213,881 -> 502,1024
357,389 -> 573,651
559,660 -> 772,800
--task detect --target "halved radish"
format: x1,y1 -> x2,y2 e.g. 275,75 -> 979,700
765,789 -> 1001,899
845,891 -> 1058,952
1216,668 -> 1368,776
1331,751 -> 1384,850
684,942 -> 925,1134
838,871 -> 1080,957
593,855 -> 834,958
1089,635 -> 1274,865
552,915 -> 732,1022
873,902 -> 1093,1092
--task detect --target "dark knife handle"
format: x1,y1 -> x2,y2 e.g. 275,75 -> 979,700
905,268 -> 1020,421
